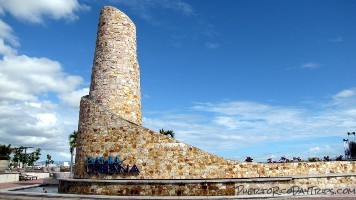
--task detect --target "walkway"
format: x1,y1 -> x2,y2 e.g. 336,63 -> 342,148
0,178 -> 44,190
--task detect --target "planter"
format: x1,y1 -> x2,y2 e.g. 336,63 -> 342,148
0,160 -> 10,171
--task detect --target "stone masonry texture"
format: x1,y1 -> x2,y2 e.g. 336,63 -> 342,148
74,5 -> 356,182
60,175 -> 355,196
89,6 -> 141,125
74,96 -> 356,179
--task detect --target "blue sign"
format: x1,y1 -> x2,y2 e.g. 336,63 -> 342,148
85,156 -> 140,174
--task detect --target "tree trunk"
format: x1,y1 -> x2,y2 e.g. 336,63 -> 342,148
70,151 -> 73,178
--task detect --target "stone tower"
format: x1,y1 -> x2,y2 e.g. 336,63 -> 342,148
89,6 -> 141,125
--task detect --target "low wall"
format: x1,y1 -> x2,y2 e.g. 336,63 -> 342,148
0,173 -> 19,183
26,172 -> 50,179
59,173 -> 356,197
0,172 -> 49,183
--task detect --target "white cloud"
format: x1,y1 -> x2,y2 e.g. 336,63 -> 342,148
0,19 -> 18,46
0,47 -> 85,159
331,88 -> 356,109
309,147 -> 320,153
120,0 -> 193,15
59,88 -> 89,108
329,37 -> 343,43
0,91 -> 82,160
161,0 -> 193,15
58,152 -> 71,160
0,0 -> 89,24
204,42 -> 219,49
118,0 -> 193,22
0,38 -> 16,56
0,100 -> 65,147
304,145 -> 342,159
301,62 -> 320,69
193,101 -> 304,126
143,116 -> 246,154
0,2 -> 88,161
0,54 -> 83,102
34,113 -> 57,128
334,88 -> 356,99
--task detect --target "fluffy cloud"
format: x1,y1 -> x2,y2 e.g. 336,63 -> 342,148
59,88 -> 89,108
0,0 -> 89,24
0,51 -> 85,159
0,101 -> 60,146
0,1 -> 88,161
0,53 -> 83,102
0,38 -> 16,56
0,19 -> 18,46
0,43 -> 86,159
333,88 -> 356,107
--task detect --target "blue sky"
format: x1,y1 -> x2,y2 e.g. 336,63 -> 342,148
0,0 -> 355,163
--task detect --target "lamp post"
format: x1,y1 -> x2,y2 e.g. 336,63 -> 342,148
345,132 -> 356,160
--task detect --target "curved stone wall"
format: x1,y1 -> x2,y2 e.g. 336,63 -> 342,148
89,6 -> 141,125
74,97 -> 356,179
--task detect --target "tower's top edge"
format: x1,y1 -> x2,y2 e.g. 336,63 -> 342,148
100,6 -> 135,26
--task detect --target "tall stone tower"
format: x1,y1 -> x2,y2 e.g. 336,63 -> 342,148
89,6 -> 141,125
73,6 -> 144,179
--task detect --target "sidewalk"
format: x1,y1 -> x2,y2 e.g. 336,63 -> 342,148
0,178 -> 44,190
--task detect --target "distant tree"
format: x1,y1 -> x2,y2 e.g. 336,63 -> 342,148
45,154 -> 54,166
0,144 -> 12,160
335,155 -> 343,161
69,130 -> 78,178
245,157 -> 253,162
293,157 -> 302,162
279,156 -> 291,163
159,129 -> 175,138
323,156 -> 330,161
27,148 -> 41,166
280,156 -> 286,163
308,157 -> 319,162
12,147 -> 27,167
12,147 -> 41,167
267,158 -> 272,163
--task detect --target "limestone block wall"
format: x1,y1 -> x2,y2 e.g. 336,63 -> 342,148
74,97 -> 356,179
89,6 -> 141,125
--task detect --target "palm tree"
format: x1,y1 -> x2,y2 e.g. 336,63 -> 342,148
45,154 -> 54,166
69,130 -> 78,178
159,129 -> 175,138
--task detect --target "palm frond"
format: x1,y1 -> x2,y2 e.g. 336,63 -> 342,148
158,129 -> 175,138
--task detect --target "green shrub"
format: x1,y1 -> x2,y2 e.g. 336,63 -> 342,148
0,144 -> 12,160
